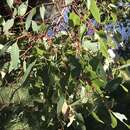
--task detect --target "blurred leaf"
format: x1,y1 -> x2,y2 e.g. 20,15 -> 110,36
0,41 -> 12,56
112,112 -> 130,129
18,2 -> 28,16
65,0 -> 73,5
75,113 -> 86,130
82,38 -> 99,52
92,112 -> 104,124
23,60 -> 27,73
0,15 -> 5,25
80,125 -> 87,130
6,0 -> 13,8
89,0 -> 101,23
116,64 -> 130,70
112,112 -> 127,123
40,4 -> 45,21
99,39 -> 108,58
80,86 -> 89,103
36,47 -> 44,56
120,84 -> 128,93
110,111 -> 117,128
3,18 -> 14,33
69,12 -> 81,26
76,113 -> 85,123
105,78 -> 123,92
13,8 -> 17,17
0,44 -> 4,50
80,24 -> 86,40
25,8 -> 36,30
32,20 -> 39,32
11,88 -> 30,103
0,87 -> 11,103
67,115 -> 75,127
96,62 -> 106,80
62,101 -> 69,115
19,60 -> 36,86
57,96 -> 65,114
120,70 -> 130,81
9,42 -> 20,72
96,30 -> 107,40
0,87 -> 30,104
0,71 -> 6,79
111,13 -> 117,23
6,121 -> 30,130
86,0 -> 91,10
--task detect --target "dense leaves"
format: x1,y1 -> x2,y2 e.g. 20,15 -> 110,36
0,0 -> 130,130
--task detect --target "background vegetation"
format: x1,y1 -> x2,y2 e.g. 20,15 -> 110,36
0,0 -> 130,130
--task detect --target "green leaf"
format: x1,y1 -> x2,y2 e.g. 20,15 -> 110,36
11,87 -> 30,103
0,41 -> 12,56
0,15 -> 5,25
120,84 -> 128,93
111,13 -> 117,23
18,2 -> 28,16
96,62 -> 106,80
36,47 -> 44,56
57,96 -> 65,114
112,112 -> 127,123
9,42 -> 20,72
105,78 -> 122,92
13,8 -> 17,17
76,113 -> 85,123
80,125 -> 87,130
110,112 -> 117,128
32,20 -> 39,32
80,24 -> 86,40
92,112 -> 104,124
69,12 -> 81,26
0,44 -> 4,50
76,113 -> 86,130
82,38 -> 99,52
19,60 -> 36,86
99,39 -> 108,58
3,18 -> 14,33
0,87 -> 29,104
40,4 -> 46,21
89,0 -> 100,23
6,121 -> 30,130
65,0 -> 73,5
80,86 -> 89,103
6,0 -> 13,8
96,30 -> 107,40
86,0 -> 91,10
115,64 -> 130,70
124,124 -> 130,129
23,60 -> 27,73
112,112 -> 130,129
120,69 -> 130,81
25,8 -> 36,31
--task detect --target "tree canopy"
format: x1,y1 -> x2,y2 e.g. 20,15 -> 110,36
0,0 -> 130,130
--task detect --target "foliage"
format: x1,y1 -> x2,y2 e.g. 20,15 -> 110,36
0,0 -> 130,130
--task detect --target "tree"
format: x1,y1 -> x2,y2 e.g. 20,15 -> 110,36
0,0 -> 130,130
